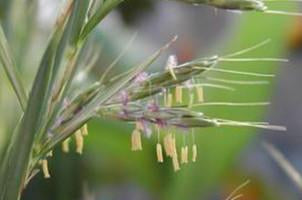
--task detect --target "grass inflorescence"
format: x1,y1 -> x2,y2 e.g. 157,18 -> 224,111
0,0 -> 294,200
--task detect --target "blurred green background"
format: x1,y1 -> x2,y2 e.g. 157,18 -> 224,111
0,0 -> 301,199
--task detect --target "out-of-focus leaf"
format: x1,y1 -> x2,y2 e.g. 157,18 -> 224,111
0,24 -> 27,111
80,0 -> 125,40
0,1 -> 90,199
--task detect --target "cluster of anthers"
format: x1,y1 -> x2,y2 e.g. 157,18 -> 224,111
129,55 -> 204,171
40,124 -> 89,179
125,51 -> 285,171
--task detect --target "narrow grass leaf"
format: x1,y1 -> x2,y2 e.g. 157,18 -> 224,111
80,0 -> 125,40
0,24 -> 27,111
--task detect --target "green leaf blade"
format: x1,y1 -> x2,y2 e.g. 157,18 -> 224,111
0,24 -> 27,111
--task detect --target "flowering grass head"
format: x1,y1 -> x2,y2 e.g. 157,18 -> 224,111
0,0 -> 292,199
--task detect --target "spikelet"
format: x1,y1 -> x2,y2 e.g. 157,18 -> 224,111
62,138 -> 71,153
131,129 -> 142,151
163,133 -> 173,157
75,130 -> 84,154
181,146 -> 188,164
156,143 -> 164,163
192,144 -> 197,162
81,124 -> 88,136
42,159 -> 50,179
196,86 -> 204,102
175,85 -> 183,103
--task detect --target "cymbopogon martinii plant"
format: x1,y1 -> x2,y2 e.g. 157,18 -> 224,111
0,0 -> 294,200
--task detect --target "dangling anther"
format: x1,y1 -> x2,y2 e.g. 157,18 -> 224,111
175,85 -> 183,104
75,130 -> 84,154
81,124 -> 88,136
62,137 -> 71,153
166,92 -> 173,107
192,144 -> 197,162
196,86 -> 204,102
172,153 -> 180,172
131,129 -> 142,151
163,133 -> 173,157
156,143 -> 164,163
42,159 -> 51,179
189,93 -> 194,108
171,135 -> 180,171
181,146 -> 188,164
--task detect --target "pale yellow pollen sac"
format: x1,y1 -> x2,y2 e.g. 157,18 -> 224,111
171,136 -> 177,156
81,123 -> 89,136
192,144 -> 198,162
172,155 -> 180,172
131,129 -> 142,151
170,135 -> 180,171
165,93 -> 173,107
181,146 -> 188,164
75,130 -> 84,154
175,85 -> 183,103
196,86 -> 204,102
188,93 -> 194,108
156,143 -> 164,163
163,133 -> 173,157
42,159 -> 51,179
62,138 -> 71,153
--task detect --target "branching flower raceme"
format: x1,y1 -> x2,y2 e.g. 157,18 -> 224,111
0,0 -> 293,200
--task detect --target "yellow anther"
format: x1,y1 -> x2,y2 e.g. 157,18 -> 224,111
196,87 -> 204,102
181,146 -> 188,164
81,124 -> 88,136
156,143 -> 164,163
166,93 -> 173,107
62,138 -> 71,153
192,144 -> 197,162
175,86 -> 183,103
163,133 -> 173,157
75,130 -> 84,154
42,159 -> 50,179
131,129 -> 142,151
188,93 -> 194,108
172,151 -> 180,172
